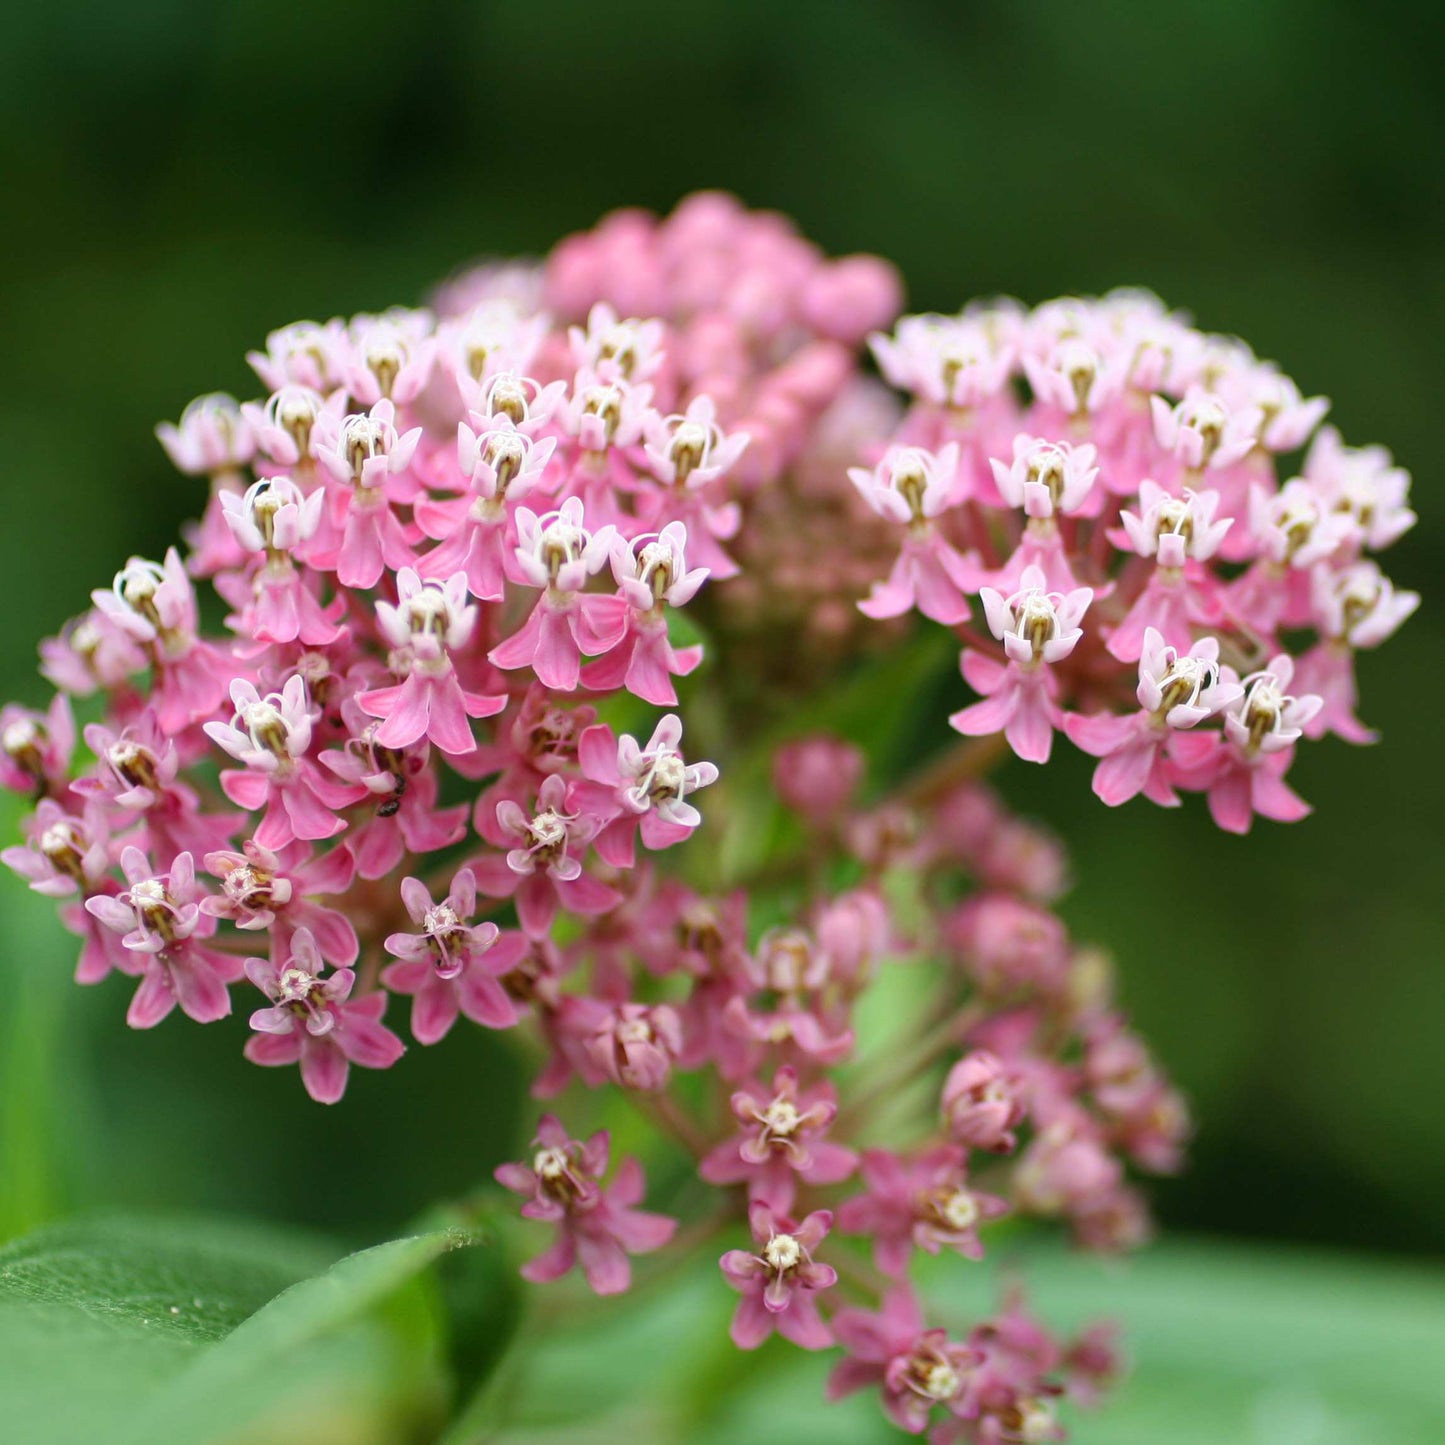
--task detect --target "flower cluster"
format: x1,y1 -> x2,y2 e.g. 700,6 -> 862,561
857,294 -> 1417,830
1,194 -> 1414,1441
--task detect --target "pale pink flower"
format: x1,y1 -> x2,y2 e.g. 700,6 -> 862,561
569,302 -> 668,383
989,436 -> 1099,520
490,498 -> 620,691
1066,631 -> 1242,807
0,692 -> 74,797
156,393 -> 255,475
576,713 -> 718,867
310,400 -> 423,588
205,676 -> 360,849
84,847 -> 242,1028
644,395 -> 749,489
1149,388 -> 1262,471
849,444 -> 962,524
1170,655 -> 1323,835
247,318 -> 348,392
1303,426 -> 1416,551
869,312 -> 1015,409
579,523 -> 709,704
243,927 -> 404,1103
950,566 -> 1092,764
92,550 -> 230,727
341,309 -> 437,405
381,868 -> 524,1042
357,569 -> 504,756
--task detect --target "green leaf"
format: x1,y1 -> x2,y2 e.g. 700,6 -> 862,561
0,1212 -> 490,1445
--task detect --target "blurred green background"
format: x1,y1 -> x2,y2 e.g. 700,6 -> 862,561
0,0 -> 1440,1434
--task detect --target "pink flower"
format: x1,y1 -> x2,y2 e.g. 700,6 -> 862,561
837,1146 -> 1008,1276
579,523 -> 709,704
772,735 -> 865,827
243,927 -> 405,1103
576,713 -> 718,867
155,393 -> 255,475
646,395 -> 749,488
570,303 -> 668,384
241,384 -> 344,468
1304,426 -> 1416,551
357,569 -> 505,756
495,1115 -> 675,1295
720,1201 -> 837,1350
84,847 -> 242,1028
74,710 -> 239,862
945,893 -> 1072,997
341,310 -> 437,405
490,498 -> 620,691
92,550 -> 230,728
585,1001 -> 682,1091
850,443 -> 962,524
1013,1121 -> 1123,1222
3,800 -> 128,985
0,692 -> 75,796
950,566 -> 1092,764
204,676 -> 361,849
200,839 -> 358,966
852,444 -> 980,626
828,1286 -> 979,1435
381,868 -> 524,1042
1065,630 -> 1242,807
247,319 -> 347,393
218,477 -> 339,646
1149,388 -> 1261,471
724,927 -> 855,1070
1171,654 -> 1323,834
942,1050 -> 1027,1153
870,312 -> 1015,409
989,436 -> 1099,519
416,415 -> 556,601
310,400 -> 423,588
474,773 -> 620,938
700,1065 -> 856,1210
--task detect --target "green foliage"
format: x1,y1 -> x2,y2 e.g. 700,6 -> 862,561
0,1213 -> 496,1445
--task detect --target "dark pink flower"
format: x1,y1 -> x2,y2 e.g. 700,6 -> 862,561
828,1285 -> 980,1435
700,1065 -> 857,1210
837,1146 -> 1008,1276
719,1201 -> 837,1350
495,1115 -> 675,1295
942,1050 -> 1027,1154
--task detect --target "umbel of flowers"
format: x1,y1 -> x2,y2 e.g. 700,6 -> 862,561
1,193 -> 1416,1442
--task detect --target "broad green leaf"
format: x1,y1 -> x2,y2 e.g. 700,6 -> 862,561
0,1212 -> 490,1445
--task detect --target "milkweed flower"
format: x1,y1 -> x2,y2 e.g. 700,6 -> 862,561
1,194 -> 1417,1445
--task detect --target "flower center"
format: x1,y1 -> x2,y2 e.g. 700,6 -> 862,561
763,1233 -> 801,1272
761,1097 -> 801,1136
533,1146 -> 569,1180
